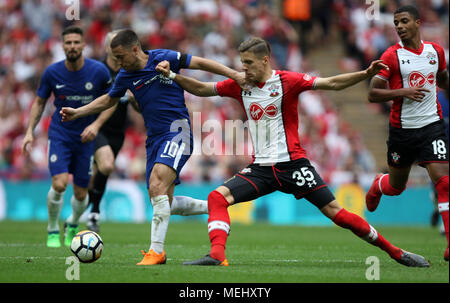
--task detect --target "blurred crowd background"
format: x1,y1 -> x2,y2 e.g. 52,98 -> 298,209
0,0 -> 448,186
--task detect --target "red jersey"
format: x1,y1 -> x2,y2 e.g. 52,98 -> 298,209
376,41 -> 446,129
215,70 -> 317,164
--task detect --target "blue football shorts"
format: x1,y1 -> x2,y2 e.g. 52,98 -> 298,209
47,136 -> 95,188
145,130 -> 193,188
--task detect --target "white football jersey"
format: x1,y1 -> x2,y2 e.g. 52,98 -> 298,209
375,41 -> 446,129
215,70 -> 317,164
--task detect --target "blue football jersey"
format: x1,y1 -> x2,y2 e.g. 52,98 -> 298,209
37,58 -> 112,141
108,49 -> 192,138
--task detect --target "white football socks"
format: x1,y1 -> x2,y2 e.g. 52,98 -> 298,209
171,196 -> 208,216
47,187 -> 65,232
65,194 -> 89,226
149,195 -> 171,254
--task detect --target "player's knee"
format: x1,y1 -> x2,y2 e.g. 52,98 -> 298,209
208,190 -> 231,211
73,187 -> 88,201
320,200 -> 342,219
52,180 -> 67,193
149,181 -> 168,197
97,161 -> 115,176
149,165 -> 175,197
215,186 -> 235,203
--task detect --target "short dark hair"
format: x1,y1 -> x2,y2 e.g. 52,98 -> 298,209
110,29 -> 141,49
62,26 -> 83,38
394,5 -> 420,20
238,37 -> 271,57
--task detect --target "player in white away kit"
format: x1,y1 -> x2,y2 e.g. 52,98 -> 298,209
366,5 -> 449,261
156,37 -> 430,267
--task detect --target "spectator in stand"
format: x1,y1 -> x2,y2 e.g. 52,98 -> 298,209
0,0 -> 402,186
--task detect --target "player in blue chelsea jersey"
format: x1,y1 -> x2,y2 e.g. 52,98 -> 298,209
60,29 -> 245,265
85,30 -> 210,234
22,26 -> 115,248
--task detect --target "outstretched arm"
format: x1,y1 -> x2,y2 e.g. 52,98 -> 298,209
60,93 -> 119,122
188,56 -> 245,87
314,60 -> 388,91
80,104 -> 117,143
157,60 -> 217,97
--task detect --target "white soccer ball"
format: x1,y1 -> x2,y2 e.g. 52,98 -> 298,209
70,230 -> 103,263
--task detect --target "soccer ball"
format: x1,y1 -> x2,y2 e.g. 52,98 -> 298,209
70,230 -> 103,263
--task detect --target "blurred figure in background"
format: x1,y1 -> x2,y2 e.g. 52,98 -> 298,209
21,26 -> 114,247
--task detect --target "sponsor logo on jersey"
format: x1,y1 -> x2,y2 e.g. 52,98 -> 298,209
159,75 -> 173,85
250,103 -> 264,120
249,103 -> 278,121
408,71 -> 426,87
56,84 -> 65,89
408,71 -> 435,87
65,95 -> 94,104
264,104 -> 278,118
135,75 -> 172,90
426,73 -> 435,85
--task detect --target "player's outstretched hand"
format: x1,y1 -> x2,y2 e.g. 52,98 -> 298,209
21,132 -> 33,157
234,72 -> 248,90
60,107 -> 79,122
403,87 -> 430,102
80,124 -> 99,143
366,60 -> 389,77
156,60 -> 171,77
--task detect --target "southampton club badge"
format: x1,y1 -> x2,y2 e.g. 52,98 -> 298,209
268,84 -> 279,97
391,152 -> 400,164
426,52 -> 437,65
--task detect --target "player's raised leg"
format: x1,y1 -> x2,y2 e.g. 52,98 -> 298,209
170,196 -> 208,216
46,173 -> 68,247
366,165 -> 409,212
322,200 -> 429,267
64,185 -> 89,246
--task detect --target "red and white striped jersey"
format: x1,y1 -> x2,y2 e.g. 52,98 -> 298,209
375,41 -> 446,129
215,70 -> 317,164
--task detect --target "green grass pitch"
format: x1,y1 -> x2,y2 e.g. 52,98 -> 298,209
0,220 -> 448,283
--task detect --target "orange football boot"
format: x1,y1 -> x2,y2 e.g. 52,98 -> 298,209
136,249 -> 167,265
